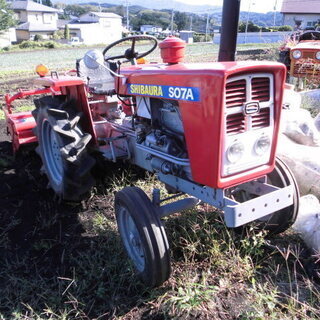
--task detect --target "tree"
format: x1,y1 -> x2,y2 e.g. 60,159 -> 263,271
64,4 -> 97,18
41,0 -> 53,7
137,10 -> 171,29
174,12 -> 188,31
238,21 -> 260,33
64,24 -> 70,40
0,0 -> 16,31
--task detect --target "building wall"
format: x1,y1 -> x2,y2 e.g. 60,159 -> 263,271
17,10 -> 28,22
26,11 -> 58,28
283,13 -> 320,29
16,30 -> 30,41
0,30 -> 11,48
140,25 -> 162,33
29,31 -> 53,40
68,19 -> 122,45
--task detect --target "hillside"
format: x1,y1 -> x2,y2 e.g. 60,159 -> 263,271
74,0 -> 283,27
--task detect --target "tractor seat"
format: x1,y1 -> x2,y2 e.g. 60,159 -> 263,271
76,58 -> 115,95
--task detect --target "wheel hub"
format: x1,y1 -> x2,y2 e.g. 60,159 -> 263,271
42,119 -> 63,186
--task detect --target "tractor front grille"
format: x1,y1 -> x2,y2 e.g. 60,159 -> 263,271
225,74 -> 273,135
225,79 -> 246,108
251,77 -> 270,102
226,113 -> 245,135
292,60 -> 320,77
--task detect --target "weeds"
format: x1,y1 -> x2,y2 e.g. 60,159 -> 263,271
1,45 -> 320,320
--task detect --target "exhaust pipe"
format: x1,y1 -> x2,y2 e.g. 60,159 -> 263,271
218,0 -> 241,62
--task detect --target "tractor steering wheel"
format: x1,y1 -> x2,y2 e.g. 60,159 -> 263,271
103,35 -> 158,64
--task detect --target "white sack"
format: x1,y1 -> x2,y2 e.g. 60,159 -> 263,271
314,112 -> 320,132
277,134 -> 320,197
280,108 -> 320,147
292,194 -> 320,254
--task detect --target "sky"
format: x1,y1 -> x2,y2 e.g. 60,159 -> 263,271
176,0 -> 281,13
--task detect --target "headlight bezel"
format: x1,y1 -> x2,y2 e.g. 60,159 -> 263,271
226,141 -> 245,164
316,51 -> 320,60
292,50 -> 302,59
254,135 -> 271,156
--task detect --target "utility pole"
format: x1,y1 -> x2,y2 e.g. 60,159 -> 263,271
190,15 -> 193,31
244,0 -> 254,44
273,0 -> 278,26
171,8 -> 174,35
205,12 -> 210,42
125,0 -> 130,31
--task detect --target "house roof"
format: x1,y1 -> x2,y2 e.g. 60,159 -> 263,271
80,12 -> 122,19
281,0 -> 320,14
11,1 -> 59,13
16,22 -> 57,32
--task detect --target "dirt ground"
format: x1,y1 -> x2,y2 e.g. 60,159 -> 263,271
1,71 -> 320,319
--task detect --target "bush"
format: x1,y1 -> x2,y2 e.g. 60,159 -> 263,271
278,25 -> 293,31
18,40 -> 61,50
193,33 -> 212,42
19,40 -> 41,49
34,34 -> 43,41
261,27 -> 271,32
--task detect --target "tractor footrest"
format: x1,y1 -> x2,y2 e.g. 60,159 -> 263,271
99,135 -> 130,162
6,111 -> 37,152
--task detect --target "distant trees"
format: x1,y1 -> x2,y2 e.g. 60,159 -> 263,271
63,4 -> 97,18
131,10 -> 172,30
238,21 -> 293,33
41,0 -> 53,7
238,21 -> 260,32
174,12 -> 188,31
0,0 -> 16,31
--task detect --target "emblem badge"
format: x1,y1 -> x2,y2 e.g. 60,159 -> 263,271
243,101 -> 260,115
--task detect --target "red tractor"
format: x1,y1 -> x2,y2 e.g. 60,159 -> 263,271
4,0 -> 299,287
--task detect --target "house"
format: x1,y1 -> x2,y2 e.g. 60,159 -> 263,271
140,25 -> 163,34
66,12 -> 122,45
179,30 -> 194,44
11,0 -> 59,41
0,28 -> 17,48
281,0 -> 320,29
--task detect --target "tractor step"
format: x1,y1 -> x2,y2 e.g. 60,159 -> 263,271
99,135 -> 130,162
5,111 -> 37,152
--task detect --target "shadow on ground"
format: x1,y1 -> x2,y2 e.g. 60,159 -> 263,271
0,121 -> 169,319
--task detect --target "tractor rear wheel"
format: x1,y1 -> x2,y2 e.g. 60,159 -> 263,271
115,187 -> 171,287
232,158 -> 300,235
32,96 -> 95,201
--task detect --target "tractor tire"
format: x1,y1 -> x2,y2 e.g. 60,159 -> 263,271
232,158 -> 300,235
32,96 -> 95,201
115,187 -> 171,287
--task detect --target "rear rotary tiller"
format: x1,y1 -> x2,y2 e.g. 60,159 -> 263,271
4,31 -> 300,286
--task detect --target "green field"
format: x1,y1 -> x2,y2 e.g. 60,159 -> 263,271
0,42 -> 276,76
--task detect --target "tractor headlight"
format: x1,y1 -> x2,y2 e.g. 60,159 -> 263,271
254,135 -> 271,156
316,52 -> 320,60
292,50 -> 302,59
226,141 -> 244,164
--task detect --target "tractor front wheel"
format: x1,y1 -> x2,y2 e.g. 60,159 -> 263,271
115,187 -> 171,287
32,96 -> 95,201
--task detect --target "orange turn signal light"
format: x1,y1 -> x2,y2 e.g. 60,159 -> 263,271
36,64 -> 49,77
137,57 -> 147,64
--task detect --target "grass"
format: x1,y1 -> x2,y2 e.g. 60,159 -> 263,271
1,168 -> 319,319
1,42 -> 319,319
